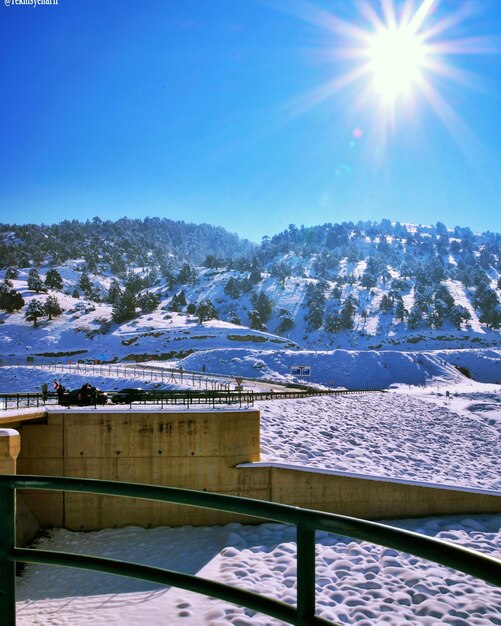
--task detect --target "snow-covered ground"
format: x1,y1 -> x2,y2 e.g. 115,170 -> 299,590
179,347 -> 501,389
16,514 -> 501,625
256,389 -> 501,490
2,356 -> 500,624
1,364 -> 499,491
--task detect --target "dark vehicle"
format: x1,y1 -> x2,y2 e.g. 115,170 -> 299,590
111,388 -> 147,404
60,387 -> 108,406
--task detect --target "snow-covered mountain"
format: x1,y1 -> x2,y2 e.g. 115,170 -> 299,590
0,218 -> 500,363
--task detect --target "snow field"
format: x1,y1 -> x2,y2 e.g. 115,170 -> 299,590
3,359 -> 500,624
15,515 -> 501,625
257,393 -> 501,490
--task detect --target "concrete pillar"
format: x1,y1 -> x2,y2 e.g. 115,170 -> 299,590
0,429 -> 20,474
0,429 -> 39,545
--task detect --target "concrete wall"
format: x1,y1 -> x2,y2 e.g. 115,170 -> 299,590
266,466 -> 501,519
3,408 -> 500,531
16,409 -> 266,530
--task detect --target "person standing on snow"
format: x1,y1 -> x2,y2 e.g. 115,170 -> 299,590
53,380 -> 65,404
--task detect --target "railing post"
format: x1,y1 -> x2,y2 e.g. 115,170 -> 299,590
296,523 -> 316,626
0,482 -> 16,626
0,429 -> 20,626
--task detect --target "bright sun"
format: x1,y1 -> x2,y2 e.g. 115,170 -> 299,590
276,0 -> 494,153
368,26 -> 428,102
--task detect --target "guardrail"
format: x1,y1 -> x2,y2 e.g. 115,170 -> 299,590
1,475 -> 500,626
0,388 -> 385,411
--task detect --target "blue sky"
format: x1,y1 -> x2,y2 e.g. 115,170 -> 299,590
1,0 -> 500,242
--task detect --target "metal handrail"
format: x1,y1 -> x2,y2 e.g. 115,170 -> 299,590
1,475 -> 500,626
0,388 -> 385,411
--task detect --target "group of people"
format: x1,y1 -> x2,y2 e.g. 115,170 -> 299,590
78,382 -> 98,403
41,380 -> 97,404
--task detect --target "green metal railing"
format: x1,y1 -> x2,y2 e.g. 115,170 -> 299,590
1,475 -> 500,626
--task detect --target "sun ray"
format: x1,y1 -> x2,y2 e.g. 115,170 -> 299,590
380,0 -> 398,31
419,77 -> 499,179
355,0 -> 386,33
278,65 -> 370,122
429,36 -> 501,56
420,4 -> 480,41
259,0 -> 368,42
408,0 -> 436,34
425,57 -> 488,91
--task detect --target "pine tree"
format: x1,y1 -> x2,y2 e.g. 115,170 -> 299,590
177,263 -> 197,285
325,312 -> 342,333
330,286 -> 342,300
196,299 -> 218,324
124,271 -> 144,294
339,295 -> 358,329
79,272 -> 93,296
251,291 -> 274,322
407,306 -> 423,329
137,292 -> 160,313
277,309 -> 294,333
449,304 -> 471,329
228,310 -> 241,325
248,309 -> 265,331
44,295 -> 63,320
0,286 -> 24,312
25,299 -> 45,327
224,277 -> 242,299
395,300 -> 408,322
45,269 -> 63,290
379,294 -> 393,314
360,269 -> 377,290
249,267 -> 262,284
111,291 -> 137,323
306,305 -> 323,329
169,294 -> 181,312
177,290 -> 187,306
431,301 -> 444,328
107,279 -> 122,304
433,284 -> 454,310
27,268 -> 46,293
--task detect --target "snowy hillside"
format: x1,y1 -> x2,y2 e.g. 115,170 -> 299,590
178,347 -> 501,388
0,266 -> 298,363
1,219 -> 500,362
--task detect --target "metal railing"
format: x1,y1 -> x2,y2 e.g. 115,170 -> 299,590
0,394 -> 46,411
0,388 -> 385,411
1,475 -> 500,626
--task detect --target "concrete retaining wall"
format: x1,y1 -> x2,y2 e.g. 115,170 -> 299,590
16,409 -> 265,530
1,408 -> 499,531
265,466 -> 501,519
